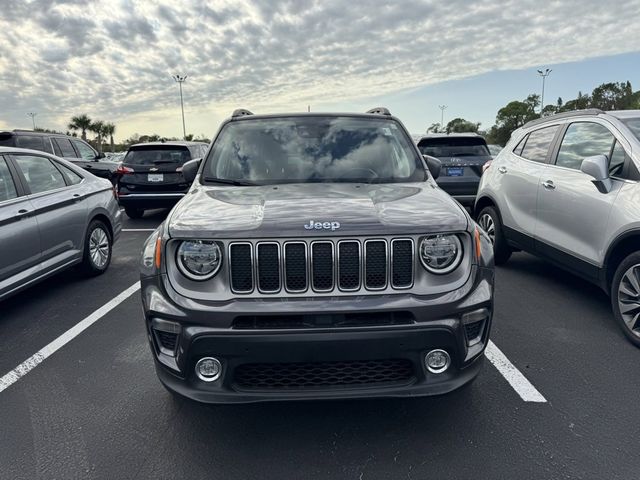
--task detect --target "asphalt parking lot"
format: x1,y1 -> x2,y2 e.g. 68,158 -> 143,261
1,210 -> 638,480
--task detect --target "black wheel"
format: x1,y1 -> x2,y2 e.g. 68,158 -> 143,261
125,207 -> 144,219
611,251 -> 640,348
477,206 -> 512,265
80,220 -> 112,276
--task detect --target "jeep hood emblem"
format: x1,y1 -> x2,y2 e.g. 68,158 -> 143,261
304,220 -> 341,231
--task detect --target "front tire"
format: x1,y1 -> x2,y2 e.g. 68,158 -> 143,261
477,206 -> 511,265
611,252 -> 640,348
80,220 -> 112,276
125,207 -> 144,219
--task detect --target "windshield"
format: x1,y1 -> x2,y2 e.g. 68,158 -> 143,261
621,117 -> 640,141
202,117 -> 425,184
124,145 -> 191,165
418,137 -> 490,157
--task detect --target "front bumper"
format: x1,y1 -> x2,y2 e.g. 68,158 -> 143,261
141,266 -> 494,404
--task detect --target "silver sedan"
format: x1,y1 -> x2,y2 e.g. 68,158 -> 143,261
0,146 -> 122,301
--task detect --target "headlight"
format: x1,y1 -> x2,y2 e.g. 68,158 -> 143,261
176,240 -> 222,280
419,234 -> 463,274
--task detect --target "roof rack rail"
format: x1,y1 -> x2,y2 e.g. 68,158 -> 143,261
366,107 -> 391,116
232,109 -> 254,118
522,108 -> 604,129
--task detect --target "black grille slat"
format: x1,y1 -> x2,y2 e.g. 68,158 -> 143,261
338,241 -> 360,290
230,244 -> 253,292
392,240 -> 413,288
257,243 -> 280,292
234,359 -> 414,390
312,242 -> 334,291
365,240 -> 387,289
284,243 -> 307,292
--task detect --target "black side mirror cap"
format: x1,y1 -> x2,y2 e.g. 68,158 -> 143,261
96,152 -> 105,160
423,155 -> 442,180
181,158 -> 202,183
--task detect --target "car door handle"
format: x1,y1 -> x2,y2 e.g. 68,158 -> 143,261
498,166 -> 507,174
542,180 -> 556,190
72,193 -> 82,202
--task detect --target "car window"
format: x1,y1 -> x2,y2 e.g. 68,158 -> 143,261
520,125 -> 558,163
609,140 -> 627,178
57,163 -> 83,185
124,146 -> 191,165
417,137 -> 490,157
15,135 -> 46,152
72,140 -> 97,160
13,155 -> 67,194
53,138 -> 78,158
512,135 -> 527,156
556,122 -> 615,171
0,157 -> 18,202
204,117 -> 424,184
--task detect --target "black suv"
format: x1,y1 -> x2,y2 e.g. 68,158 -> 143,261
140,108 -> 495,404
417,133 -> 492,205
117,141 -> 208,218
0,130 -> 119,183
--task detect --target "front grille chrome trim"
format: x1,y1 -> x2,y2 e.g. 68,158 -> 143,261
283,241 -> 308,293
390,238 -> 415,289
310,241 -> 335,293
255,241 -> 282,294
228,242 -> 255,294
364,239 -> 388,290
337,240 -> 361,292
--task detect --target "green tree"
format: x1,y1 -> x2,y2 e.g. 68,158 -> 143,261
445,118 -> 480,134
426,123 -> 442,133
89,120 -> 106,154
103,123 -> 116,152
68,114 -> 92,141
489,94 -> 540,145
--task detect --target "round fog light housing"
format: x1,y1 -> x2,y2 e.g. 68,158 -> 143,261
425,349 -> 450,374
195,357 -> 222,382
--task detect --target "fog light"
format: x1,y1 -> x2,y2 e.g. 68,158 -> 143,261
425,349 -> 450,374
195,357 -> 222,382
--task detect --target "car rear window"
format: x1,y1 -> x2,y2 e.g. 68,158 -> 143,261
124,145 -> 191,165
417,137 -> 490,157
15,135 -> 46,151
519,125 -> 559,163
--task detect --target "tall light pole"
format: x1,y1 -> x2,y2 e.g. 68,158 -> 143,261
172,74 -> 187,139
438,105 -> 447,131
537,68 -> 552,114
27,112 -> 37,129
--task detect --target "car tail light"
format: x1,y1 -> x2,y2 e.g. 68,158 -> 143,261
116,165 -> 134,174
482,160 -> 493,174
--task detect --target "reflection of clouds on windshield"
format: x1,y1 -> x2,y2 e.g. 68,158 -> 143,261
209,118 -> 418,182
557,123 -> 613,170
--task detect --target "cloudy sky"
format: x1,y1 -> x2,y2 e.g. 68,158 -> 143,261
1,0 -> 639,140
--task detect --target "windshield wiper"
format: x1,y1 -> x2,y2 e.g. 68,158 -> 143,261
203,177 -> 260,186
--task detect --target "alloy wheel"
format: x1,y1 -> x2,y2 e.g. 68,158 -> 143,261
478,213 -> 496,245
89,227 -> 110,268
618,263 -> 640,338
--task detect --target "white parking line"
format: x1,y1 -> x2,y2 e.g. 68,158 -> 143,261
485,340 -> 547,403
0,282 -> 141,394
122,229 -> 155,232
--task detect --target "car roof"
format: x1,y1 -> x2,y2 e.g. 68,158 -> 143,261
607,110 -> 640,119
129,141 -> 207,148
0,129 -> 76,139
228,112 -> 401,122
0,145 -> 55,154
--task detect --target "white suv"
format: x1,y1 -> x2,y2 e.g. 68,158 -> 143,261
475,109 -> 640,347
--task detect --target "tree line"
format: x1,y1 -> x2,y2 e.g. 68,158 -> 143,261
426,81 -> 640,145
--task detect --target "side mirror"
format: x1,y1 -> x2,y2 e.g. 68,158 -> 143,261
181,158 -> 202,183
423,155 -> 441,180
580,154 -> 612,193
96,151 -> 105,160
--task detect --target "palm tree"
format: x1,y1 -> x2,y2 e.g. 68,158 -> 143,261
89,120 -> 105,154
68,114 -> 92,141
103,123 -> 116,152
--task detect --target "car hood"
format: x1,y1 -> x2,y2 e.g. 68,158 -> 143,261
167,182 -> 469,239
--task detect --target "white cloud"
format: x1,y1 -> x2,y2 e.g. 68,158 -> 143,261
0,0 -> 639,139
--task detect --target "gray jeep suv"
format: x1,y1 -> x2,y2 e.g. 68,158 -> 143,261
140,108 -> 495,403
476,109 -> 640,347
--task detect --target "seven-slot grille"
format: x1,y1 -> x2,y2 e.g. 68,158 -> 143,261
229,238 -> 414,294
